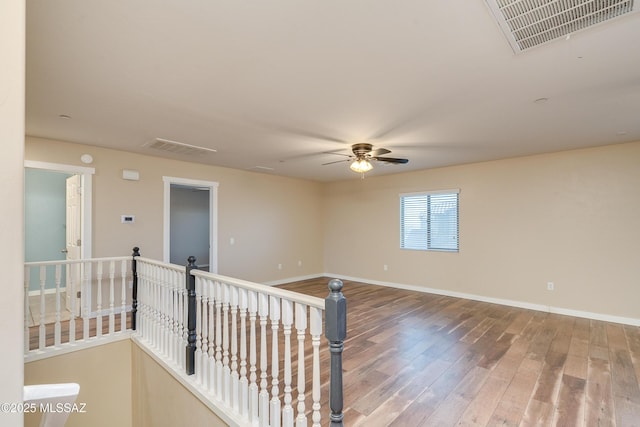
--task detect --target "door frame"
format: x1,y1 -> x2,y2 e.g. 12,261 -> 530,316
25,160 -> 94,317
24,160 -> 94,260
162,176 -> 219,273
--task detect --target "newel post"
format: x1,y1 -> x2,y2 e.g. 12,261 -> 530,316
131,247 -> 140,331
186,256 -> 198,375
325,279 -> 347,427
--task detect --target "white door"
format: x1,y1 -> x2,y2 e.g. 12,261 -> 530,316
65,175 -> 82,316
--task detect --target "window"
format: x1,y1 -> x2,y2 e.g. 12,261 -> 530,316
400,190 -> 459,251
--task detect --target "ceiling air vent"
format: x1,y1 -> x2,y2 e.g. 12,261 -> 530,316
485,0 -> 638,53
145,138 -> 217,156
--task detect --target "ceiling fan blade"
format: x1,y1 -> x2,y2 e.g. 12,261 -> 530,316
373,157 -> 409,164
266,123 -> 348,144
322,159 -> 351,165
323,150 -> 353,157
369,148 -> 391,156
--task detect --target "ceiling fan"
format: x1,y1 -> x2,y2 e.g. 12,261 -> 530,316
323,143 -> 409,175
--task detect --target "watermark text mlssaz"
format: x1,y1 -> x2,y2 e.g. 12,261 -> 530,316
1,402 -> 87,413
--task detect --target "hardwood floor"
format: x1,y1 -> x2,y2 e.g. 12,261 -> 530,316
278,277 -> 640,427
28,277 -> 640,426
28,313 -> 132,350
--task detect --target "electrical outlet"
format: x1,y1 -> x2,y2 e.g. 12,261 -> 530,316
278,264 -> 282,270
383,264 -> 388,271
547,282 -> 554,291
298,260 -> 302,267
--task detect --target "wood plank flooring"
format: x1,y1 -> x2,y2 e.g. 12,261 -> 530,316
28,277 -> 640,426
278,277 -> 640,427
28,313 -> 132,350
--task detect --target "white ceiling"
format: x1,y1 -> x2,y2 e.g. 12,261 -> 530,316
26,1 -> 640,182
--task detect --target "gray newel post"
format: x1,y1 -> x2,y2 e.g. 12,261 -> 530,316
131,247 -> 140,331
185,256 -> 198,375
325,278 -> 347,427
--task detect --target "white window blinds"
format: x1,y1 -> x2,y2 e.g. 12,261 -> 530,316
400,190 -> 459,251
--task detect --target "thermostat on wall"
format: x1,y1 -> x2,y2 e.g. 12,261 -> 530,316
121,215 -> 135,224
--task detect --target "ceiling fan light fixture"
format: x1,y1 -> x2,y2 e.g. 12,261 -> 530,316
350,158 -> 373,173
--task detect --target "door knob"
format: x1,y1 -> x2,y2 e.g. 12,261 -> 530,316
61,249 -> 69,254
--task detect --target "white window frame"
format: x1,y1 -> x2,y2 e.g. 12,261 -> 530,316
400,189 -> 459,252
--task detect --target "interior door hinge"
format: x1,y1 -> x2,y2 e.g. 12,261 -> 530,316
77,291 -> 81,298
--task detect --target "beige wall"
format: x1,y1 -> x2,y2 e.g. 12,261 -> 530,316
323,141 -> 640,321
25,136 -> 324,283
24,137 -> 640,321
0,1 -> 25,426
131,344 -> 227,427
24,340 -> 133,427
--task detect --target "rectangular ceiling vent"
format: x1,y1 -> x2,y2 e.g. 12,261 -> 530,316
485,0 -> 637,53
145,138 -> 217,156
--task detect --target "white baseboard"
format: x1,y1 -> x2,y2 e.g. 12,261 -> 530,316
262,273 -> 325,287
322,273 -> 640,327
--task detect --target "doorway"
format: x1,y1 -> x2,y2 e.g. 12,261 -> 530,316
24,160 -> 95,316
163,176 -> 218,272
24,168 -> 73,287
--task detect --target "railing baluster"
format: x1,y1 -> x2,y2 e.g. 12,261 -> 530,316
156,266 -> 162,348
68,264 -> 76,344
208,279 -> 216,394
167,267 -> 174,355
54,264 -> 62,347
231,286 -> 239,410
258,292 -> 270,427
282,299 -> 294,427
160,267 -> 166,354
158,267 -> 163,348
310,307 -> 322,427
270,295 -> 281,427
248,290 -> 259,423
120,260 -> 127,333
151,264 -> 158,347
239,288 -> 249,418
82,261 -> 90,341
295,302 -> 308,427
222,283 -> 231,404
215,281 -> 223,395
108,261 -> 116,335
167,269 -> 174,361
173,271 -> 181,365
96,261 -> 103,338
39,265 -> 46,350
195,275 -> 204,384
201,277 -> 209,389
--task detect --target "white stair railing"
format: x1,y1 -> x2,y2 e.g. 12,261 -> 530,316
133,256 -> 329,427
25,251 -> 347,426
195,270 -> 328,427
24,255 -> 133,361
135,257 -> 187,371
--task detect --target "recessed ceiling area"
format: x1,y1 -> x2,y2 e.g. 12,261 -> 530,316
25,1 -> 640,181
